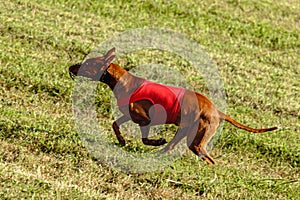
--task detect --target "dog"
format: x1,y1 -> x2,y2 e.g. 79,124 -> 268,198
69,47 -> 277,164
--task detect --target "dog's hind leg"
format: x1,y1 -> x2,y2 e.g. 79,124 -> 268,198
187,122 -> 219,165
140,126 -> 167,146
112,115 -> 130,146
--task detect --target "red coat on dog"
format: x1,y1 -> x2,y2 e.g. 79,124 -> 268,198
117,80 -> 186,125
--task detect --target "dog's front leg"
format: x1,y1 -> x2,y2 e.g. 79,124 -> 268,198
112,115 -> 130,146
140,126 -> 167,146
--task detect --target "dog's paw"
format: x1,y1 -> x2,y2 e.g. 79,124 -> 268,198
117,138 -> 126,146
158,138 -> 167,145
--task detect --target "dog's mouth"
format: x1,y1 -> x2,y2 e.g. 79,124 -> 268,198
69,71 -> 76,80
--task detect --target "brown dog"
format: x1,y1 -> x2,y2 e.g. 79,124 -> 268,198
69,47 -> 277,164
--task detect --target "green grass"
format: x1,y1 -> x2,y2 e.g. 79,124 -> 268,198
1,0 -> 299,199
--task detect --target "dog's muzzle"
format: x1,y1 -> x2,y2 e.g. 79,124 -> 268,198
69,63 -> 81,80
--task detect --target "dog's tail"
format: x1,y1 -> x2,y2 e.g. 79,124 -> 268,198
218,111 -> 278,133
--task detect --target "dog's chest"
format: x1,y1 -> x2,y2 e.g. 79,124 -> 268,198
117,80 -> 185,125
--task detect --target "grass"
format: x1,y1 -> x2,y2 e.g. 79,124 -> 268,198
1,0 -> 299,199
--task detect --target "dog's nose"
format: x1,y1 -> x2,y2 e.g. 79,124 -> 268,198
68,63 -> 81,80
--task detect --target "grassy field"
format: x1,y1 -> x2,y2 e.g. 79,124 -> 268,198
1,0 -> 299,199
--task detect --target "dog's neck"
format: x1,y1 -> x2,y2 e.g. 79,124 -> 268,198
103,63 -> 145,100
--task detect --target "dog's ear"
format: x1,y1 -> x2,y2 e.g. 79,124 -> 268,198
105,47 -> 116,65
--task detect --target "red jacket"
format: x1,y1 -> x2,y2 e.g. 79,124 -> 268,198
117,80 -> 186,125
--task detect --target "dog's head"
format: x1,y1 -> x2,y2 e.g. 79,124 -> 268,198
69,47 -> 116,81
